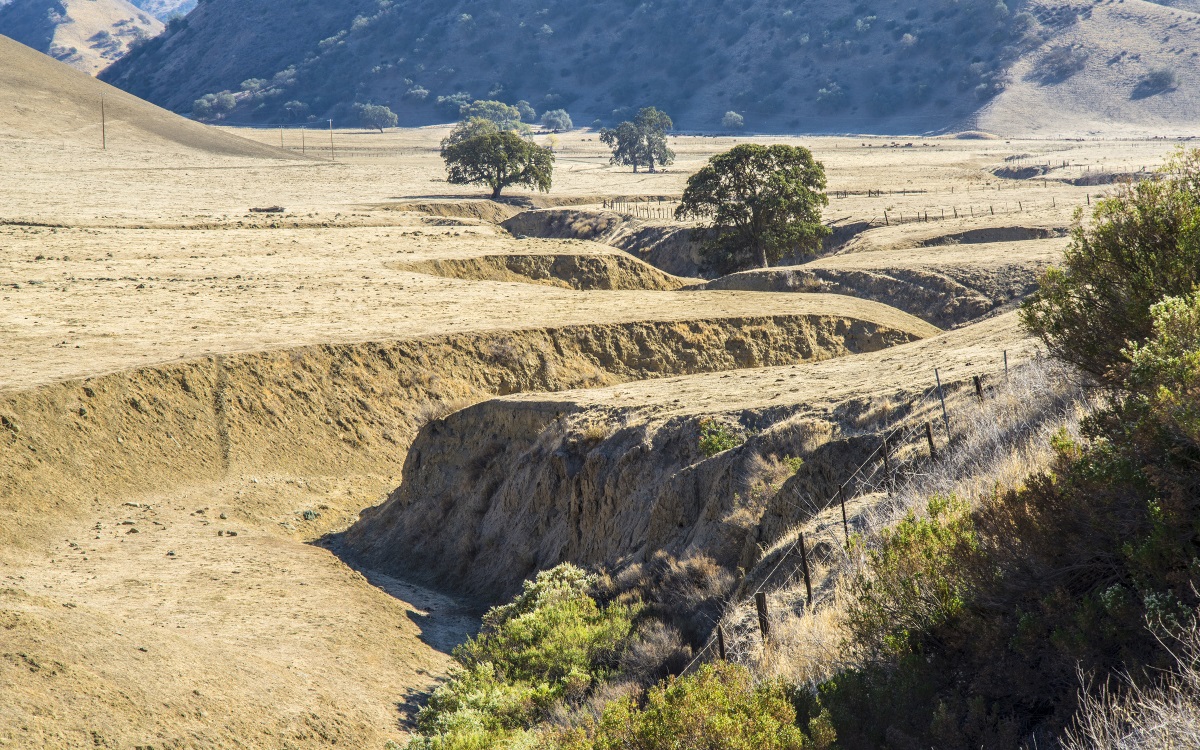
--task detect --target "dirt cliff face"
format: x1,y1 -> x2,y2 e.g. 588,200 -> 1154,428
389,253 -> 687,291
706,265 -> 1043,328
1,314 -> 926,551
502,209 -> 707,279
340,316 -> 930,600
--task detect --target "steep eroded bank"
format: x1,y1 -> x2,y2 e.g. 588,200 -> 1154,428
1,311 -> 932,551
341,314 -> 1036,603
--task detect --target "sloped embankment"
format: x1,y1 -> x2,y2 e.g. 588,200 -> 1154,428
1,313 -> 930,550
341,399 -> 889,601
389,253 -> 687,291
341,315 -> 1027,602
706,264 -> 1041,328
502,209 -> 706,278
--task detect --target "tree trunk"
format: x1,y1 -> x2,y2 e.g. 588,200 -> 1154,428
757,244 -> 769,269
492,184 -> 503,199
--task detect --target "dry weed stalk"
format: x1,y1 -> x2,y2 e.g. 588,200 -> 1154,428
1062,620 -> 1200,750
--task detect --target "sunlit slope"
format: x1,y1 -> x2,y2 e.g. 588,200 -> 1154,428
0,34 -> 288,157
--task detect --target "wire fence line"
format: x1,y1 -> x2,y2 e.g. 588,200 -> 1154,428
679,358 -> 1014,676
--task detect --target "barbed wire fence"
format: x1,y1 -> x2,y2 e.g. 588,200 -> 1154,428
676,355 -> 1033,676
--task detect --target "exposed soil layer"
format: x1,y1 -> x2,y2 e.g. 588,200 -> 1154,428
2,312 -> 932,552
502,209 -> 707,278
389,253 -> 687,290
707,264 -> 1041,328
342,314 -> 1034,602
706,230 -> 1066,328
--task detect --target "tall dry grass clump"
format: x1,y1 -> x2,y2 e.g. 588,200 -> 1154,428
1063,617 -> 1200,750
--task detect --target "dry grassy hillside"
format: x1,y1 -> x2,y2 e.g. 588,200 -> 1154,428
0,0 -> 162,75
979,0 -> 1200,135
0,35 -> 287,156
128,0 -> 195,21
2,55 -> 1197,742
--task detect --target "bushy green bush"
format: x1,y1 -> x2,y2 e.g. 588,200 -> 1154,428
409,565 -> 636,750
1021,149 -> 1200,385
698,419 -> 744,457
554,662 -> 835,750
822,290 -> 1200,747
846,495 -> 977,659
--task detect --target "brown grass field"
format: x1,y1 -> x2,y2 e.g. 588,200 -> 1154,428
3,34 -> 1200,748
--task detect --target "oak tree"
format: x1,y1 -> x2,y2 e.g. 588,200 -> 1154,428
676,144 -> 830,272
441,130 -> 554,200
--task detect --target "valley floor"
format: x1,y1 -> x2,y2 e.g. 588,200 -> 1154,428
2,123 -> 1196,746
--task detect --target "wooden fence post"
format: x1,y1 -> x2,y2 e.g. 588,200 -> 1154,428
935,368 -> 951,440
974,375 -> 984,401
882,436 -> 893,497
839,485 -> 849,546
755,592 -> 770,641
925,421 -> 937,459
798,533 -> 813,605
717,625 -> 727,661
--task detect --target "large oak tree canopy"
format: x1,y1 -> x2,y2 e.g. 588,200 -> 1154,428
441,129 -> 554,199
676,143 -> 830,272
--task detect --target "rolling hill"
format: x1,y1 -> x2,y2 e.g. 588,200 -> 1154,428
0,33 -> 289,157
0,0 -> 162,75
98,0 -> 1200,134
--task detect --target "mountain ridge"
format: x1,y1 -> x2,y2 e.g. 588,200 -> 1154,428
98,0 -> 1200,135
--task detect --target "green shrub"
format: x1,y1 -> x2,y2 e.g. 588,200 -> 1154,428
823,291 -> 1200,747
846,495 -> 978,659
1021,149 -> 1200,385
554,662 -> 834,750
698,419 -> 744,457
410,565 -> 635,750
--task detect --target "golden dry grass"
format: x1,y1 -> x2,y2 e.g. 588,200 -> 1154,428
1,43 -> 1196,746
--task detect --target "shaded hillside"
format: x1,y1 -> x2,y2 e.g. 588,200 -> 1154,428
103,0 -> 1041,132
0,0 -> 161,75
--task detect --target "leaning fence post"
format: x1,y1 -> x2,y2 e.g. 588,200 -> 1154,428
974,375 -> 984,401
798,533 -> 813,605
839,485 -> 849,546
717,625 -> 727,661
935,368 -> 951,440
882,435 -> 894,497
1004,350 -> 1009,380
925,421 -> 937,459
755,592 -> 771,641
